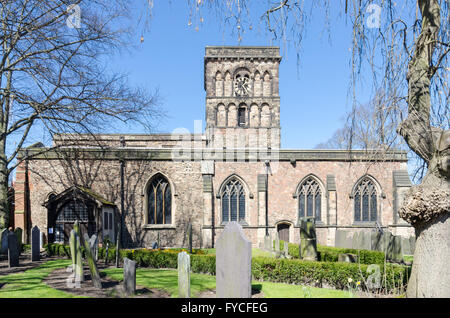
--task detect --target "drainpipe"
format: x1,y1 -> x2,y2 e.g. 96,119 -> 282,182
115,136 -> 125,268
265,160 -> 270,236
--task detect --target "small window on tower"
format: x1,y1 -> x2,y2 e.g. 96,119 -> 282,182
238,107 -> 246,127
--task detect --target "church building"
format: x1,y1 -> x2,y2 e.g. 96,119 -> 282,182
13,46 -> 414,248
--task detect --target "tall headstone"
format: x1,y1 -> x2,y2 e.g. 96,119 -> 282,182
263,235 -> 271,252
371,231 -> 383,251
335,229 -> 347,248
299,219 -> 318,261
178,251 -> 191,298
352,231 -> 362,250
31,226 -> 41,261
274,233 -> 281,258
0,228 -> 9,254
83,233 -> 102,289
401,236 -> 412,255
89,234 -> 99,261
283,241 -> 291,259
387,235 -> 403,263
7,232 -> 19,267
14,228 -> 23,254
69,229 -> 84,282
123,257 -> 136,296
216,222 -> 252,298
360,231 -> 372,250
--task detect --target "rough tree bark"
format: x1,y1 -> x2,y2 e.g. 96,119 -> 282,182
397,0 -> 450,298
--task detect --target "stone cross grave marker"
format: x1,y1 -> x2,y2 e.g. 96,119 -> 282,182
299,219 -> 318,261
123,257 -> 136,296
216,221 -> 252,298
31,226 -> 40,261
8,232 -> 19,267
178,251 -> 191,298
83,233 -> 102,289
1,228 -> 9,254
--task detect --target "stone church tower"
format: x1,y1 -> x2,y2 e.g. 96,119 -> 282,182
204,46 -> 281,149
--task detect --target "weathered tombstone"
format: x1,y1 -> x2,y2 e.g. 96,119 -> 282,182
299,219 -> 318,261
88,234 -> 99,261
338,253 -> 358,263
83,233 -> 102,289
360,231 -> 372,250
387,235 -> 403,263
178,251 -> 191,298
335,229 -> 347,248
0,228 -> 9,254
283,241 -> 291,259
371,231 -> 383,251
216,221 -> 252,298
104,242 -> 110,266
14,227 -> 23,255
69,229 -> 84,282
7,232 -> 19,267
123,257 -> 136,296
31,226 -> 40,261
263,235 -> 271,252
401,236 -> 412,255
380,231 -> 393,253
274,233 -> 281,258
352,231 -> 362,250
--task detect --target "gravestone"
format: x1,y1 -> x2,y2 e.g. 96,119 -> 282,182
1,228 -> 9,254
31,226 -> 41,261
263,235 -> 271,252
371,231 -> 383,251
380,232 -> 393,253
69,229 -> 84,282
274,233 -> 281,258
360,231 -> 372,250
83,233 -> 102,289
88,234 -> 99,261
335,229 -> 347,248
352,231 -> 362,250
387,235 -> 403,263
178,251 -> 191,298
7,232 -> 19,267
338,253 -> 358,263
401,236 -> 412,255
14,228 -> 23,255
283,242 -> 291,259
123,257 -> 136,296
299,219 -> 317,261
216,221 -> 252,298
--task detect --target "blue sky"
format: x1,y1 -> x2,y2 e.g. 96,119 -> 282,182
105,1 -> 377,149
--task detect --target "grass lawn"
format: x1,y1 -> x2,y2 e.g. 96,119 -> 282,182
101,267 -> 352,298
0,259 -> 81,298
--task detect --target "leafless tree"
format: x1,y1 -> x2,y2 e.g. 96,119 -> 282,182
180,0 -> 449,297
0,1 -> 161,228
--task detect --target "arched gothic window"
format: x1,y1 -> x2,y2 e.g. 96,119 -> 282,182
353,177 -> 378,222
147,175 -> 172,224
298,177 -> 322,221
221,178 -> 245,223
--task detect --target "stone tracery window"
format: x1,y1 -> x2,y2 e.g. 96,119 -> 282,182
221,178 -> 246,223
297,177 -> 322,221
147,174 -> 172,224
353,177 -> 378,222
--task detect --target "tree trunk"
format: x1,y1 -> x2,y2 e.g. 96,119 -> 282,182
0,159 -> 9,229
399,158 -> 450,298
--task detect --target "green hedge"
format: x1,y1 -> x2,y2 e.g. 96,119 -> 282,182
45,243 -> 408,293
280,241 -> 386,265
